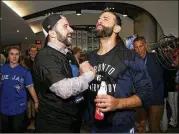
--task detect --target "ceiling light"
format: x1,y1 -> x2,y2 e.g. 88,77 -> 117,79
25,37 -> 28,39
122,9 -> 128,17
29,24 -> 41,33
76,10 -> 81,16
122,14 -> 128,17
105,7 -> 114,10
17,30 -> 19,32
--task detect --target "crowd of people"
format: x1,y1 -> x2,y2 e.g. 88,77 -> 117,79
0,9 -> 178,133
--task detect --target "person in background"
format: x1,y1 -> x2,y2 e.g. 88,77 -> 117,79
67,47 -> 87,133
0,46 -> 39,133
175,71 -> 179,91
72,47 -> 92,128
0,53 -> 6,80
72,47 -> 82,64
133,36 -> 164,133
33,14 -> 96,133
168,48 -> 178,128
0,53 -> 6,67
172,48 -> 179,91
0,53 -> 6,132
20,55 -> 29,69
36,43 -> 42,51
0,53 -> 6,87
160,48 -> 179,132
87,10 -> 153,133
24,44 -> 38,130
79,53 -> 87,64
25,45 -> 38,71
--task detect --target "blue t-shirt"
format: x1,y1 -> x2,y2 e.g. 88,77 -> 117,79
70,64 -> 79,77
70,63 -> 84,103
0,64 -> 33,115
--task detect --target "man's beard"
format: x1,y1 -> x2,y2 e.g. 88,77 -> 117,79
95,25 -> 113,38
55,30 -> 72,47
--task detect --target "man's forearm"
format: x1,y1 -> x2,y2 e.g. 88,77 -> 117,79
49,71 -> 94,99
117,95 -> 142,109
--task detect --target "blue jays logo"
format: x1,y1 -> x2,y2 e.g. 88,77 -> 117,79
13,84 -> 23,92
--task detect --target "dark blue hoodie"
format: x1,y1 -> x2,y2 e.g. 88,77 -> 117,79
88,41 -> 153,133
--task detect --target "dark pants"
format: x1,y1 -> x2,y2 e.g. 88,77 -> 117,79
35,103 -> 86,133
0,114 -> 2,132
1,112 -> 26,133
73,101 -> 86,133
136,105 -> 164,133
35,114 -> 75,133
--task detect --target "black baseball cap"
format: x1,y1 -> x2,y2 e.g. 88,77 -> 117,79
42,14 -> 62,33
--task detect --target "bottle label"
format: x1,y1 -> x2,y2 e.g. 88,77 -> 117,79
95,107 -> 104,120
94,81 -> 106,120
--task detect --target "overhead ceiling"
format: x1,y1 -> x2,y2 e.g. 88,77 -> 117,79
1,1 -> 35,48
3,1 -> 144,33
23,2 -> 143,32
2,1 -> 80,17
26,2 -> 144,32
23,2 -> 143,20
1,1 -> 178,48
1,1 -> 140,48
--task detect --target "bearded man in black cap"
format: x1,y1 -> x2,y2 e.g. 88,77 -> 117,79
33,14 -> 96,133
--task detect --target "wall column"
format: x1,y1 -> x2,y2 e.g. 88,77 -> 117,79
134,12 -> 157,45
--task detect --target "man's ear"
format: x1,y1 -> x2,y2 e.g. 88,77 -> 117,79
48,30 -> 56,38
113,25 -> 121,33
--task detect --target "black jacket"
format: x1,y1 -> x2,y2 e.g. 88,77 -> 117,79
145,52 -> 164,104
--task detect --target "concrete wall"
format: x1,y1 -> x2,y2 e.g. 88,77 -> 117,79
117,0 -> 178,37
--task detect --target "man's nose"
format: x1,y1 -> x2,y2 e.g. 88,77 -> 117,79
135,48 -> 139,52
97,20 -> 102,25
69,27 -> 73,33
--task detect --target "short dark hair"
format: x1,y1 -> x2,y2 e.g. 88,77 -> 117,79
8,46 -> 21,54
29,44 -> 38,51
133,36 -> 146,44
72,47 -> 81,55
101,9 -> 122,26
